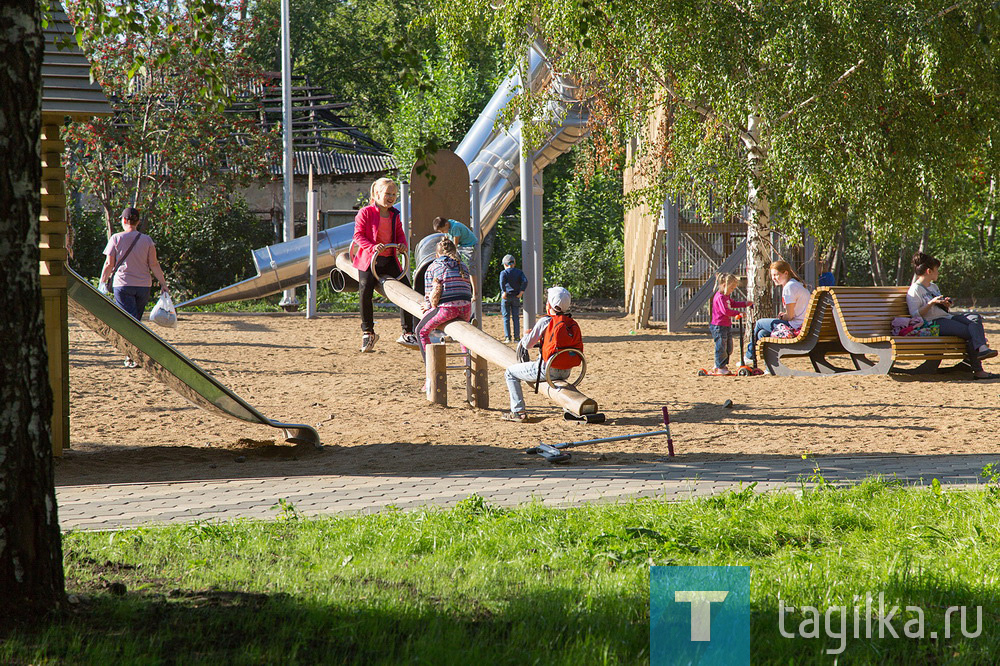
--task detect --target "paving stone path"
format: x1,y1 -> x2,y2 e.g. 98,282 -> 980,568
56,454 -> 998,531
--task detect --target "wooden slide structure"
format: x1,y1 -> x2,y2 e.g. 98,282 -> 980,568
334,253 -> 600,417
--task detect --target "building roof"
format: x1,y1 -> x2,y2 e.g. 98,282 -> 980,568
275,150 -> 397,177
41,3 -> 112,117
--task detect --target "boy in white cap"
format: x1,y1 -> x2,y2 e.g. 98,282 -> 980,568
498,254 -> 528,342
502,286 -> 584,422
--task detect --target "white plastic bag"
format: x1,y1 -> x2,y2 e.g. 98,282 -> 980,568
149,291 -> 177,328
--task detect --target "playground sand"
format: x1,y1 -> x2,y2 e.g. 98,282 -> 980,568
57,310 -> 1000,486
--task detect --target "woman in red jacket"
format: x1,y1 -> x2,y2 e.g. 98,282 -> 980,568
353,177 -> 418,352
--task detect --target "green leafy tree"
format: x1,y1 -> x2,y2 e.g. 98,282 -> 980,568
247,0 -> 501,167
434,0 -> 1000,315
149,196 -> 274,298
63,0 -> 278,238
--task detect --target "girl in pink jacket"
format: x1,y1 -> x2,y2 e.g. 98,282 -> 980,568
708,272 -> 752,375
353,178 -> 418,352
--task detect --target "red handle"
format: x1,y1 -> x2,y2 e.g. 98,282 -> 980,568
662,406 -> 675,457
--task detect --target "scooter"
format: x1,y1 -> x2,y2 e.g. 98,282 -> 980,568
697,314 -> 763,376
733,314 -> 764,376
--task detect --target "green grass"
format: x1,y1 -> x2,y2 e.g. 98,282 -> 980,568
4,479 -> 1000,664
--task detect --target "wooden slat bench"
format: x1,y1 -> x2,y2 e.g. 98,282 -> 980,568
824,286 -> 968,375
757,289 -> 847,376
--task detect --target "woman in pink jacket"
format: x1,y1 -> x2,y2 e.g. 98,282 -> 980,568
353,177 -> 418,352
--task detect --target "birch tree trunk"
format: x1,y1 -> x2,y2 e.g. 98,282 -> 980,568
0,0 -> 66,624
745,113 -> 772,326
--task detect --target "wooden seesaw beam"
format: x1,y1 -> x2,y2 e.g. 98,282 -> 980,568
334,252 -> 600,417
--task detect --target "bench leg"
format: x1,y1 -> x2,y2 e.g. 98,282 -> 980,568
894,359 -> 971,375
809,342 -> 851,374
857,347 -> 893,375
850,353 -> 877,370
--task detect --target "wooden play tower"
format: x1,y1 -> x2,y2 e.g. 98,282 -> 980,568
40,5 -> 113,454
624,106 -> 817,331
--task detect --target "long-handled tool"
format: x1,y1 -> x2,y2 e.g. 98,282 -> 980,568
527,407 -> 676,463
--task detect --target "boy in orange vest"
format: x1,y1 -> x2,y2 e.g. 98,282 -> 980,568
502,287 -> 584,422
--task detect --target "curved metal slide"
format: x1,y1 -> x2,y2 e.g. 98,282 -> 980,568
179,39 -> 588,309
66,268 -> 319,446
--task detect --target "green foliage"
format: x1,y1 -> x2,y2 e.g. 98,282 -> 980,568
483,146 -> 625,300
67,208 -> 110,279
247,0 -> 500,168
433,0 -> 1000,311
544,148 -> 625,299
149,196 -> 274,300
5,483 -> 1000,662
391,45 -> 492,176
63,0 -> 278,234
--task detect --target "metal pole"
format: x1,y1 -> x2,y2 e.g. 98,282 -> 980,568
519,127 -> 535,332
400,180 -> 410,246
470,178 -> 483,328
306,167 -> 318,319
279,0 -> 297,308
665,195 -> 680,331
551,429 -> 673,449
532,170 -> 544,315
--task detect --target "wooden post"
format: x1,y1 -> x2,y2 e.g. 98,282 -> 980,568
471,351 -> 489,409
40,120 -> 68,456
426,343 -> 447,406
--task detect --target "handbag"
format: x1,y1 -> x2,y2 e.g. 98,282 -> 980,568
105,231 -> 143,292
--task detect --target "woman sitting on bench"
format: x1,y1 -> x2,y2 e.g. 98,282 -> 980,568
907,252 -> 997,379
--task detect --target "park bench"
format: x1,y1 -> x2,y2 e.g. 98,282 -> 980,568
822,286 -> 968,375
757,289 -> 846,376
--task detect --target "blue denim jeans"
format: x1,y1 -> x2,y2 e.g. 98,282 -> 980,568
746,317 -> 789,363
709,324 -> 733,369
114,285 -> 151,321
936,313 -> 987,372
504,359 -> 570,414
501,296 -> 521,339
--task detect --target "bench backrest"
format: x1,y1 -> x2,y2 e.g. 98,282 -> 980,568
821,286 -> 910,339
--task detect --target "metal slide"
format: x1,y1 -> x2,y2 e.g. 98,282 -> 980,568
180,38 -> 588,308
66,268 -> 319,446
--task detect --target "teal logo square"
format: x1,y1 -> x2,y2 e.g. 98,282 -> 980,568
650,566 -> 751,665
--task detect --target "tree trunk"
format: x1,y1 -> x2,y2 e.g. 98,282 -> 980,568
0,0 -> 66,624
830,213 -> 847,284
744,114 -> 773,331
866,225 -> 884,286
894,238 -> 909,286
987,176 -> 997,250
918,222 -> 930,254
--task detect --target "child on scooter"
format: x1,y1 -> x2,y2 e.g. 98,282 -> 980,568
708,272 -> 752,375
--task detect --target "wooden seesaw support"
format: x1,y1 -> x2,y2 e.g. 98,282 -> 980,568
334,251 -> 600,416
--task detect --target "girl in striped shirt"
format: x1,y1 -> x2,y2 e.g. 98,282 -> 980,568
416,238 -> 477,359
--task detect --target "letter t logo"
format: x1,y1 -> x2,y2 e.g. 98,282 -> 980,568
674,591 -> 729,641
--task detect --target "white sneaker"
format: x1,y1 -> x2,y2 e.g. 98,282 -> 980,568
396,332 -> 419,349
361,332 -> 379,352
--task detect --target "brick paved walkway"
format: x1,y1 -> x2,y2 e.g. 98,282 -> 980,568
56,454 -> 997,531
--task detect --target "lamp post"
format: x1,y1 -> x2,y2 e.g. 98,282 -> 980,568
278,0 -> 298,309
